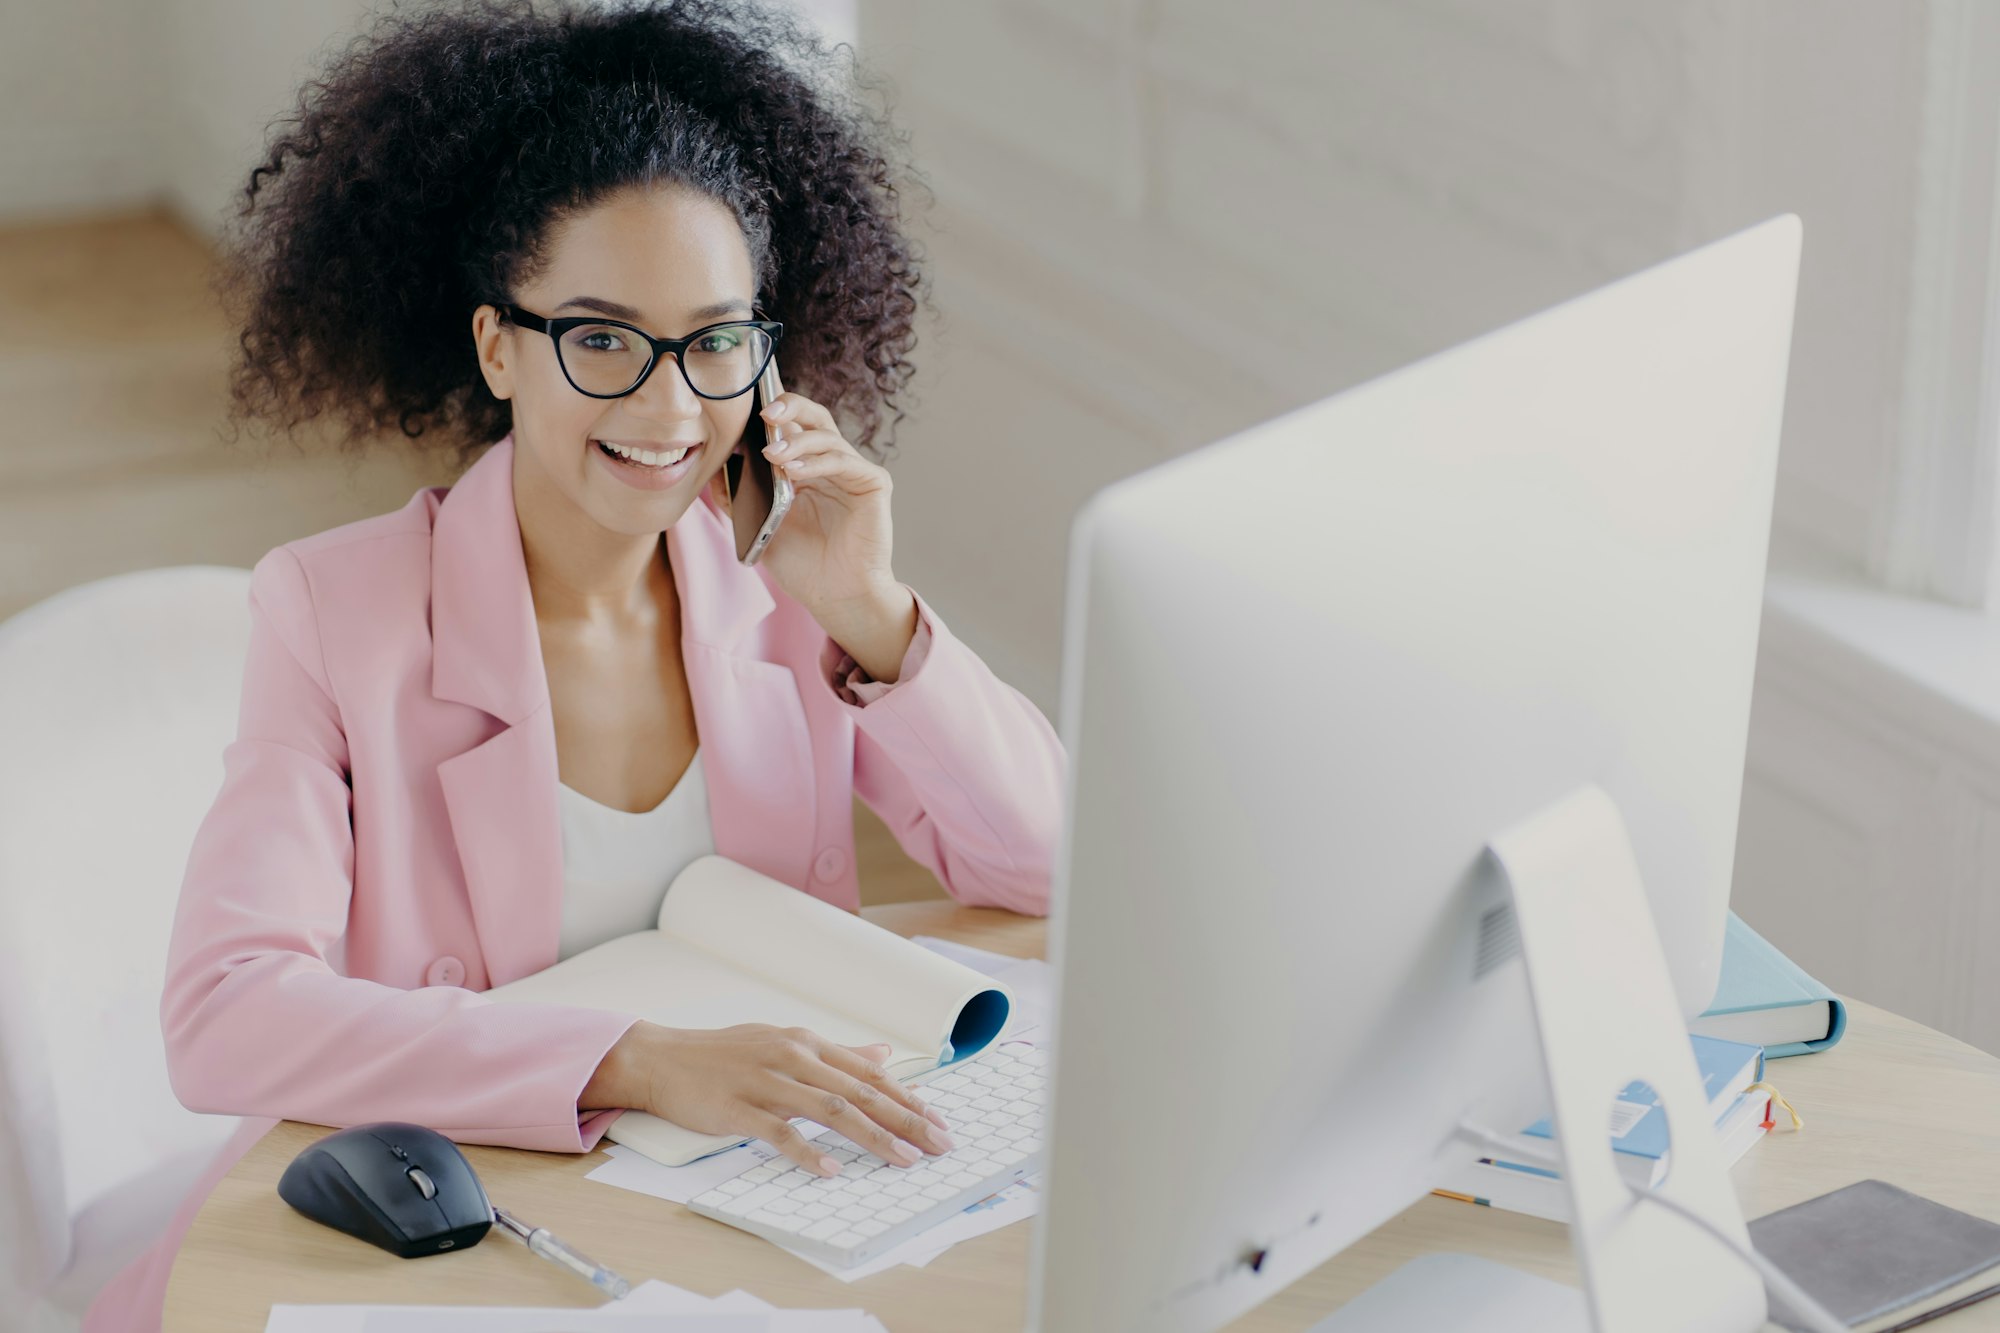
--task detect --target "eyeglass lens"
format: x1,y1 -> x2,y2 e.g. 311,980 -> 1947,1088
559,322 -> 773,398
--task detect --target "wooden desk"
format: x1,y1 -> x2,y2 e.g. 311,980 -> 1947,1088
165,902 -> 2000,1332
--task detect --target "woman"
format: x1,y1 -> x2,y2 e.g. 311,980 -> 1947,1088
85,2 -> 1063,1326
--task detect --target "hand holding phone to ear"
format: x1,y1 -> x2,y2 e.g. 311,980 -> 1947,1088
752,389 -> 919,682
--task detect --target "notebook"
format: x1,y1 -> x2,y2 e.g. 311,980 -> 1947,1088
1752,1180 -> 2000,1332
481,854 -> 1013,1167
1690,911 -> 1848,1057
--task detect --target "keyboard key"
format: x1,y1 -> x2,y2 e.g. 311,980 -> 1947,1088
879,1206 -> 913,1225
801,1218 -> 843,1241
718,1184 -> 782,1215
829,1230 -> 865,1249
922,1183 -> 961,1201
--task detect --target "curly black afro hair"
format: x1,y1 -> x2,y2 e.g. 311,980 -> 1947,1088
212,0 -> 931,473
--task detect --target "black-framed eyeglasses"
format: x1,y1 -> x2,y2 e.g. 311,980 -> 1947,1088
499,304 -> 784,401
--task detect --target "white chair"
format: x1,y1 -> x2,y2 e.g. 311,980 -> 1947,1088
0,566 -> 253,1333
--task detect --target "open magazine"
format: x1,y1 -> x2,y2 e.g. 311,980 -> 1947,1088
483,854 -> 1013,1166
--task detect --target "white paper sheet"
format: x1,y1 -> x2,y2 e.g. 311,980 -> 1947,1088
585,1144 -> 1041,1285
586,1122 -> 831,1206
263,1279 -> 886,1332
777,1175 -> 1043,1283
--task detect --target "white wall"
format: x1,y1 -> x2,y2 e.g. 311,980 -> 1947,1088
0,0 -> 854,235
861,0 -> 2000,1054
864,0 -> 1948,708
0,0 -> 383,233
150,0 -> 377,240
0,0 -> 170,223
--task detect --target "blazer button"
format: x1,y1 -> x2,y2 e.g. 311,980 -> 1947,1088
425,955 -> 465,988
814,847 -> 849,883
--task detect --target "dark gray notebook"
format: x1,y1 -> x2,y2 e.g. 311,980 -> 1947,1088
1752,1180 -> 2000,1331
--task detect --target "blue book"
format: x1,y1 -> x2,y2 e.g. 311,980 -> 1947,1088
1689,911 -> 1848,1058
1440,1087 -> 1771,1221
1496,1033 -> 1765,1188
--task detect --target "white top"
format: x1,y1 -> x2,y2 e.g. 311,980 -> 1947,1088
556,749 -> 717,962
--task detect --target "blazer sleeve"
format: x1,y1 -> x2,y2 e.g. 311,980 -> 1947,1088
159,547 -> 640,1153
814,586 -> 1065,916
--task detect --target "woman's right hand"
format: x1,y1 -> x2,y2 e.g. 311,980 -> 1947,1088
582,1020 -> 954,1177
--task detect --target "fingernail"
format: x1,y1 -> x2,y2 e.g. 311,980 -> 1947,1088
891,1140 -> 922,1165
765,436 -> 789,457
928,1126 -> 955,1152
924,1107 -> 951,1132
817,1155 -> 842,1176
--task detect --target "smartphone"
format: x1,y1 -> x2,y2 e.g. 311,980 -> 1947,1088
725,356 -> 796,565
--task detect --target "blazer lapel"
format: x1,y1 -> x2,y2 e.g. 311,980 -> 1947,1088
437,717 -> 561,987
429,435 -> 819,989
430,436 -> 564,987
666,484 -> 821,897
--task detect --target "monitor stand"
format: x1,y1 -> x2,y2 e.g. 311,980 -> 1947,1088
1311,784 -> 1768,1333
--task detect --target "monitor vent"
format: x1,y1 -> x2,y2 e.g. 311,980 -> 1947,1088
1474,902 -> 1521,980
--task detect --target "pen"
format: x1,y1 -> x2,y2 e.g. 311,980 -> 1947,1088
491,1204 -> 632,1299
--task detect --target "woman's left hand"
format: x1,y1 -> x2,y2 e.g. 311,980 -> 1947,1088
752,391 -> 902,623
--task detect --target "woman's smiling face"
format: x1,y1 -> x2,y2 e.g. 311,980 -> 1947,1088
476,184 -> 761,537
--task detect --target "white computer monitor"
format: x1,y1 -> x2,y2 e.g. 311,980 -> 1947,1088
1028,216 -> 1803,1331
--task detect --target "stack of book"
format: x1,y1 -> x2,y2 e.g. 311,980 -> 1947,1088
1434,911 -> 1843,1222
1434,1034 -> 1768,1224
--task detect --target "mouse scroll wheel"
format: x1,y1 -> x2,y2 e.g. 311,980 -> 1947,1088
406,1166 -> 438,1200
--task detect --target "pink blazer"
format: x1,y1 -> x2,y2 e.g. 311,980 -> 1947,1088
84,433 -> 1063,1332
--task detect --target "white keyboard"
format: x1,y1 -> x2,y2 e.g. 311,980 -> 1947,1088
688,1041 -> 1046,1268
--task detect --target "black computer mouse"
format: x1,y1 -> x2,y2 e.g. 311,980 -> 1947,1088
277,1121 -> 493,1258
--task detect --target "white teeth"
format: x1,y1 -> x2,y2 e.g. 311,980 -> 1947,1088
600,441 -> 691,467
